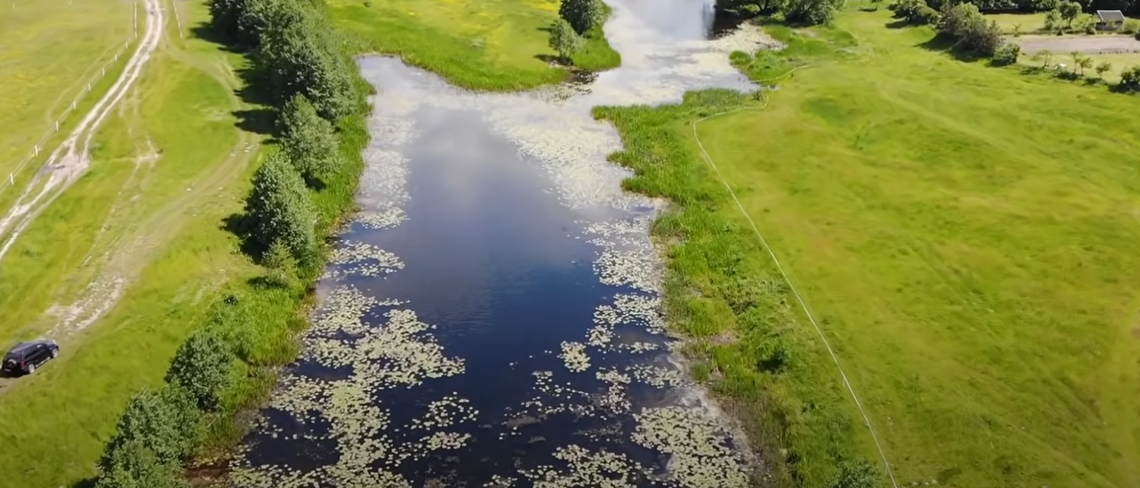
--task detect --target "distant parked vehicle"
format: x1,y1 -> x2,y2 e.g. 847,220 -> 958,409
2,339 -> 59,375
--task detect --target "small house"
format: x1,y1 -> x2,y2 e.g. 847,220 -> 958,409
1095,10 -> 1126,31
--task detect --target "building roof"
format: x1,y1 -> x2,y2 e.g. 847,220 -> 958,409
1097,10 -> 1126,22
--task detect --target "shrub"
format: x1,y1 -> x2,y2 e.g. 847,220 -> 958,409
1122,19 -> 1140,34
939,3 -> 1002,56
245,152 -> 320,267
262,239 -> 300,287
828,459 -> 880,488
166,332 -> 234,412
558,0 -> 604,35
99,387 -> 202,473
548,18 -> 583,62
1119,65 -> 1140,91
891,0 -> 940,24
279,94 -> 341,180
993,42 -> 1021,65
93,439 -> 189,488
783,0 -> 844,25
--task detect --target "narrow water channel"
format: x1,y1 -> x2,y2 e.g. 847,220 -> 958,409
230,1 -> 769,486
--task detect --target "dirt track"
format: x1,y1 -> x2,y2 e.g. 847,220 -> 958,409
0,0 -> 164,264
1011,35 -> 1140,54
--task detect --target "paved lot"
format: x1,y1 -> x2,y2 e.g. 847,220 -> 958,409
1011,35 -> 1140,54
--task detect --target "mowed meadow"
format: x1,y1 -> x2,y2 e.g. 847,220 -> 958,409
696,8 -> 1140,487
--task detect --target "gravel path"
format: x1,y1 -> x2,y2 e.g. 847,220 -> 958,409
1011,35 -> 1140,54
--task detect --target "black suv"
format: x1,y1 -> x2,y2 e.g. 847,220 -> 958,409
2,339 -> 59,375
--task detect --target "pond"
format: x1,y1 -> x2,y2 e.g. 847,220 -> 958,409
230,1 -> 768,486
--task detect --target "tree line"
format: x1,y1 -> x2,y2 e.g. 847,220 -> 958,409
717,0 -> 846,24
89,0 -> 367,486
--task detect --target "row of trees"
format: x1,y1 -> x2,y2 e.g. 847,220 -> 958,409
92,0 -> 365,485
891,1 -> 1004,55
716,0 -> 846,25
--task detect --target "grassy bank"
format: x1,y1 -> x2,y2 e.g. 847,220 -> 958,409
0,0 -> 368,485
599,8 -> 1140,488
327,0 -> 619,90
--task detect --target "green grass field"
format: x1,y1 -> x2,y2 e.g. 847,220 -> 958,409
602,8 -> 1140,487
328,0 -> 617,90
0,1 -> 269,485
0,0 -> 134,184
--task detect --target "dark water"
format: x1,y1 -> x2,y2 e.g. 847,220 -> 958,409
232,1 -> 762,487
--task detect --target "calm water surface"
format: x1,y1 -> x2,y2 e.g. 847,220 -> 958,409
231,1 -> 764,486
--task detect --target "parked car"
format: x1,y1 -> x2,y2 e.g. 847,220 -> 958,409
1,339 -> 59,375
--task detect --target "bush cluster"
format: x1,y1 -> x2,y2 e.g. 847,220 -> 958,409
715,0 -> 844,25
890,0 -> 940,25
1120,65 -> 1140,91
992,42 -> 1021,65
938,2 -> 1003,56
91,0 -> 367,485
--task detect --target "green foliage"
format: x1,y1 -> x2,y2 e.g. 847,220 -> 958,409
1119,65 -> 1140,90
938,2 -> 1003,56
262,239 -> 300,288
1031,48 -> 1054,67
165,331 -> 235,412
96,386 -> 202,484
245,152 -> 320,267
548,18 -> 583,62
558,0 -> 604,35
93,439 -> 189,488
891,0 -> 940,24
993,42 -> 1021,65
828,460 -> 880,488
1123,19 -> 1140,34
1057,0 -> 1081,27
255,0 -> 355,119
207,0 -> 247,42
1096,60 -> 1113,78
783,0 -> 844,25
279,94 -> 341,180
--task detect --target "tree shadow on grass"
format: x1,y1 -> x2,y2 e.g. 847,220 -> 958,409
884,19 -> 911,29
535,54 -> 561,64
189,21 -> 246,54
233,66 -> 279,136
916,35 -> 986,62
69,478 -> 96,488
222,212 -> 266,262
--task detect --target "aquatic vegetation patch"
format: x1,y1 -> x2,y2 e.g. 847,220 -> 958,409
520,445 -> 644,488
559,341 -> 592,373
633,406 -> 750,488
324,240 -> 404,278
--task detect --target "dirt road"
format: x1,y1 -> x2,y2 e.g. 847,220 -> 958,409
1011,35 -> 1140,54
0,0 -> 165,264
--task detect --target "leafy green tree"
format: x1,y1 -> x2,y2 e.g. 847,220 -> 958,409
1096,60 -> 1113,78
1058,0 -> 1081,28
256,0 -> 355,119
93,439 -> 189,488
99,387 -> 202,472
559,0 -> 605,35
166,332 -> 234,412
549,19 -> 583,62
783,0 -> 844,24
207,0 -> 248,42
245,152 -> 320,266
279,94 -> 340,180
1044,8 -> 1061,31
